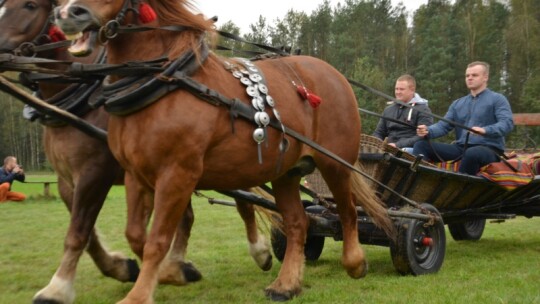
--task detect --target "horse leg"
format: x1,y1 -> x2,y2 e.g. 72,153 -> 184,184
118,171 -> 196,304
235,198 -> 272,271
158,201 -> 203,285
34,173 -> 136,304
317,163 -> 366,278
264,175 -> 307,301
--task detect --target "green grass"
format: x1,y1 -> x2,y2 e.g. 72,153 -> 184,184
1,178 -> 540,303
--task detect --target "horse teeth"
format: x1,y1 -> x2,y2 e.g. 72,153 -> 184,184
66,32 -> 83,40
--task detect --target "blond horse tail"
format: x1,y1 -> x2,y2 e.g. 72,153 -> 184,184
350,161 -> 395,239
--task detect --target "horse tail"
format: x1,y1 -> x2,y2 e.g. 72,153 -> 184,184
249,187 -> 283,232
350,161 -> 395,239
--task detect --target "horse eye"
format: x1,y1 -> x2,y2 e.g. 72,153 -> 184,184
24,1 -> 37,10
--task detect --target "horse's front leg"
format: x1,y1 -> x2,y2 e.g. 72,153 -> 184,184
158,201 -> 203,284
265,175 -> 308,301
236,194 -> 272,271
118,169 -> 198,304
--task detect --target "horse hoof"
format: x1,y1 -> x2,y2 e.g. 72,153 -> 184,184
182,262 -> 202,282
126,258 -> 140,282
264,289 -> 296,302
261,255 -> 273,271
347,260 -> 368,279
33,298 -> 63,304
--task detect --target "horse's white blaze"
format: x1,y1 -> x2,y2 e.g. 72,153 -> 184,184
249,234 -> 271,267
34,274 -> 76,304
0,7 -> 6,20
59,0 -> 79,19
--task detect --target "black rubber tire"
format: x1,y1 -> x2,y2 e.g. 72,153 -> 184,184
448,219 -> 486,241
270,227 -> 325,262
390,204 -> 446,275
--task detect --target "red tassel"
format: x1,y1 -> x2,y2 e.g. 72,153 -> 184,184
48,25 -> 66,43
296,85 -> 322,108
139,3 -> 157,24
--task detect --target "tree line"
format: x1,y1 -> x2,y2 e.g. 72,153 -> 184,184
0,0 -> 538,170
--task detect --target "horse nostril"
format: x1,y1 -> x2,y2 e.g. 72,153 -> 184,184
68,5 -> 90,18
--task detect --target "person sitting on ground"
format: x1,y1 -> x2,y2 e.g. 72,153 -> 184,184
0,156 -> 26,202
413,61 -> 514,175
373,74 -> 433,153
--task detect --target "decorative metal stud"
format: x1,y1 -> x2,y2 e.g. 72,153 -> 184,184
232,71 -> 243,79
240,77 -> 252,86
266,95 -> 275,107
255,111 -> 270,127
246,86 -> 259,97
249,73 -> 262,83
258,83 -> 268,95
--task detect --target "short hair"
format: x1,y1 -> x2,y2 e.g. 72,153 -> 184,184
467,61 -> 490,76
396,74 -> 416,89
3,156 -> 15,166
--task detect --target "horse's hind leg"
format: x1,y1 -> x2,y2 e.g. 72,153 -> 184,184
236,197 -> 272,271
265,175 -> 307,301
317,162 -> 366,278
34,174 -> 136,304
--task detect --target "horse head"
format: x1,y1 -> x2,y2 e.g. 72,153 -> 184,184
54,0 -> 214,58
0,0 -> 55,52
54,0 -> 142,57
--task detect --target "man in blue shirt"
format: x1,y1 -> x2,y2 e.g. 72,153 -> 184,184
413,61 -> 514,175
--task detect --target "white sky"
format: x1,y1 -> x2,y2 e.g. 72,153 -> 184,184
193,0 -> 429,33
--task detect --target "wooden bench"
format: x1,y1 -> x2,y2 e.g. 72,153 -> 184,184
24,181 -> 58,197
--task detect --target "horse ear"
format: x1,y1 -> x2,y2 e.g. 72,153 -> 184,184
139,3 -> 157,24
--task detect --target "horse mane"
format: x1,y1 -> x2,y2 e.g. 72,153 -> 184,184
146,0 -> 215,57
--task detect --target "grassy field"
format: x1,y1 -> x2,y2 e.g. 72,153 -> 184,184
1,176 -> 540,303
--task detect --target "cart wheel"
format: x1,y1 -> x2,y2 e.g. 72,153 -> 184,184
390,204 -> 446,275
270,227 -> 325,262
448,219 -> 486,241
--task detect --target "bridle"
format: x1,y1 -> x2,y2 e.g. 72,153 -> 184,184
12,0 -> 72,57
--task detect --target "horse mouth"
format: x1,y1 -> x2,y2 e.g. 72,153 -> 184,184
66,30 -> 98,57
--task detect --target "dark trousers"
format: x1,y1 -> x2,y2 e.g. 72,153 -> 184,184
412,140 -> 500,175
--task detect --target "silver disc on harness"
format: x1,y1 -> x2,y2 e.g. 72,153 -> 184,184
240,77 -> 252,86
241,69 -> 250,75
254,96 -> 265,111
232,71 -> 243,79
255,111 -> 270,127
253,128 -> 265,143
265,95 -> 275,107
249,73 -> 262,83
246,86 -> 259,97
248,67 -> 258,73
258,83 -> 268,95
273,108 -> 281,121
243,60 -> 255,67
252,97 -> 264,111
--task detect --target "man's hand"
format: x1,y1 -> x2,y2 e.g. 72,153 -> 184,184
12,166 -> 23,174
388,143 -> 397,148
471,126 -> 486,135
417,125 -> 428,137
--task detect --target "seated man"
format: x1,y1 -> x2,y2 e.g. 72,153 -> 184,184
373,74 -> 433,153
0,156 -> 26,202
413,61 -> 514,175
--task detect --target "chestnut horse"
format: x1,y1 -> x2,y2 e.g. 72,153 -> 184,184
54,0 -> 392,302
0,1 -> 272,303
